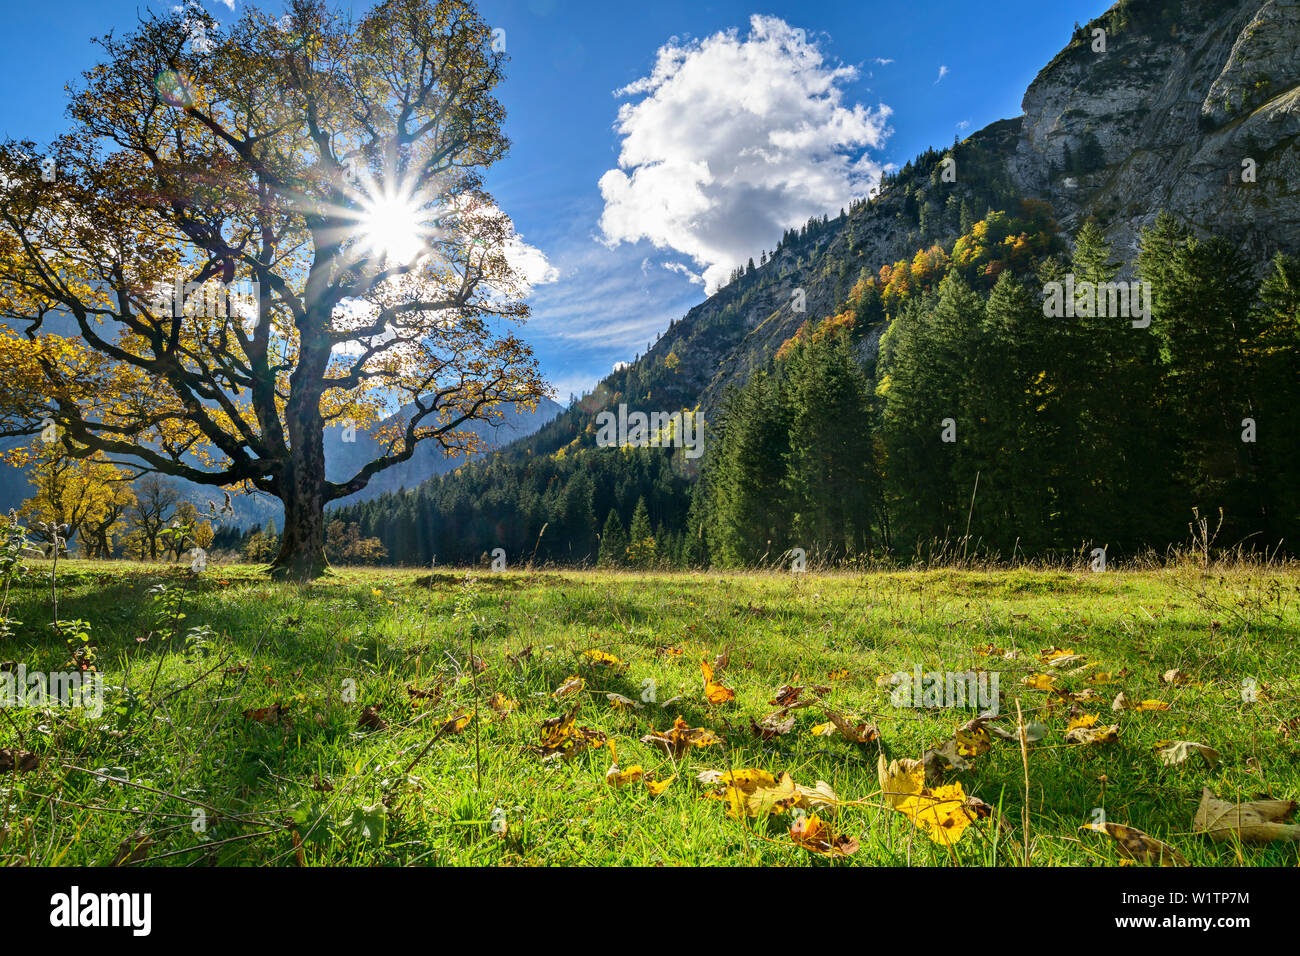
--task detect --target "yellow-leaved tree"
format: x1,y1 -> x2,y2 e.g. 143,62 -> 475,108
17,445 -> 135,557
0,0 -> 547,579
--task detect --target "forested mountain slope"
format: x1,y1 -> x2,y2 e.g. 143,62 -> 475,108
338,0 -> 1300,567
525,0 -> 1299,448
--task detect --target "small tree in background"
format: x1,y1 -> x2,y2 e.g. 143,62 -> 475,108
598,509 -> 627,568
626,496 -> 656,567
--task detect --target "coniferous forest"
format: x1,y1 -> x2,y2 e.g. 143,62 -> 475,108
330,209 -> 1300,569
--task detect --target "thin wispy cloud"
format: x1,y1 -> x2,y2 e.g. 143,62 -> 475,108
662,261 -> 704,285
522,232 -> 702,399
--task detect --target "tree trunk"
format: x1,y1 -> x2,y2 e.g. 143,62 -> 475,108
270,485 -> 327,581
268,401 -> 330,582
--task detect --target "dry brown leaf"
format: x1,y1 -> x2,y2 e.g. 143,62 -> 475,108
964,795 -> 994,819
0,748 -> 39,773
1080,821 -> 1187,866
922,740 -> 970,780
1193,788 -> 1300,843
357,704 -> 387,731
552,675 -> 585,699
794,779 -> 841,811
790,813 -> 858,856
820,706 -> 879,744
406,682 -> 442,702
751,711 -> 796,739
242,702 -> 291,725
1154,740 -> 1220,769
769,683 -> 828,708
111,831 -> 154,866
771,683 -> 802,706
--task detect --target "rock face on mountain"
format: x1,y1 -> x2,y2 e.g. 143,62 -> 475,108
1013,0 -> 1300,263
572,0 -> 1299,429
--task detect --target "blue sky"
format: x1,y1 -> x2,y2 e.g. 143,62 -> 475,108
0,0 -> 1111,403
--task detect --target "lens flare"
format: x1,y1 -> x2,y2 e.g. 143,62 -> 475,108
357,189 -> 427,265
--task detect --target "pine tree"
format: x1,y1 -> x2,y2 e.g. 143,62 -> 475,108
781,332 -> 877,556
706,372 -> 793,565
877,275 -> 985,551
1157,234 -> 1260,540
627,496 -> 655,566
598,509 -> 628,567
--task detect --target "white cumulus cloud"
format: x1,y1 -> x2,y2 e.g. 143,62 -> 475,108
505,234 -> 559,289
597,16 -> 892,293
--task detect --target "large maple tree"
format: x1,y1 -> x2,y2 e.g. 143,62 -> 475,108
0,0 -> 546,579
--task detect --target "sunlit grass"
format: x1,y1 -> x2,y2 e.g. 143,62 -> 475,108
1,561 -> 1296,866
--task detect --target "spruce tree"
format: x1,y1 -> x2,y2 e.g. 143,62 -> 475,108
598,508 -> 628,568
1157,234 -> 1260,540
782,332 -> 876,556
878,275 -> 985,552
627,496 -> 655,567
1251,254 -> 1300,544
706,372 -> 793,565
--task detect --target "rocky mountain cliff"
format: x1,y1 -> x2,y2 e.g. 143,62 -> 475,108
1013,0 -> 1300,262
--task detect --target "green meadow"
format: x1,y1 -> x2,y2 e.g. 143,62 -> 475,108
1,560 -> 1297,866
